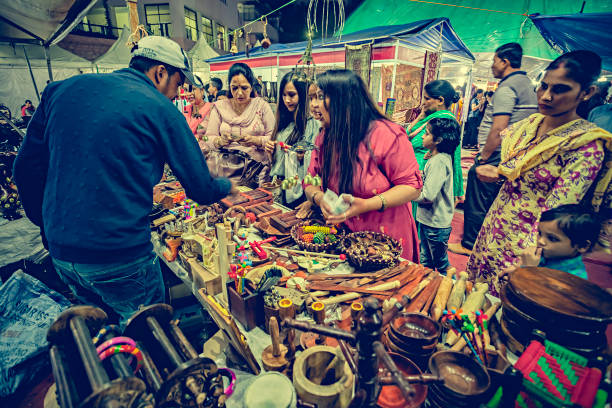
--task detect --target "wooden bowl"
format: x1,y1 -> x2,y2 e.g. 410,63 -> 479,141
377,353 -> 427,408
340,231 -> 402,271
290,219 -> 344,252
428,351 -> 490,398
500,286 -> 607,350
508,267 -> 612,326
389,313 -> 441,349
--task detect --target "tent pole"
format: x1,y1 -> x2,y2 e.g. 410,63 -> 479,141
389,39 -> 399,102
44,45 -> 54,82
23,46 -> 41,103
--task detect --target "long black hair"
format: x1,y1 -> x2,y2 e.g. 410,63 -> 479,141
316,69 -> 386,194
273,71 -> 309,145
546,50 -> 601,90
227,62 -> 256,98
424,80 -> 460,109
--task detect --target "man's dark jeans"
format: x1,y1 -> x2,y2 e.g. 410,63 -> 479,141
461,151 -> 503,249
52,251 -> 165,324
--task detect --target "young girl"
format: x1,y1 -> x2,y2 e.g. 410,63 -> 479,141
265,72 -> 320,207
415,117 -> 461,272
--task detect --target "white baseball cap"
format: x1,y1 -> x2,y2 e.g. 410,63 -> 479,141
131,36 -> 202,87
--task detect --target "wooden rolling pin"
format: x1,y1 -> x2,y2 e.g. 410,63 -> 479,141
406,274 -> 441,313
446,271 -> 468,310
450,301 -> 500,352
430,275 -> 453,321
445,282 -> 489,346
322,280 -> 400,306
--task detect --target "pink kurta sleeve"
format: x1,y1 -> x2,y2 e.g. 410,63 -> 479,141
307,130 -> 324,178
370,121 -> 423,189
202,104 -> 222,153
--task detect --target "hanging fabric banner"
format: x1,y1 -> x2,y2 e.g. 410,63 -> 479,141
345,43 -> 373,86
421,50 -> 441,98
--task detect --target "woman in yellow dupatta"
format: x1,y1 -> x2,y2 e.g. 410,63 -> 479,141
466,50 -> 612,295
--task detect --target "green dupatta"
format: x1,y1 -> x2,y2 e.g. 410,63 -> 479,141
408,110 -> 464,198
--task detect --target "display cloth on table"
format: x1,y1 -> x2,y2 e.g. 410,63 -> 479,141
0,216 -> 46,269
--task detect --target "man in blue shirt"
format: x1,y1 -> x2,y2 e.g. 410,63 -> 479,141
13,36 -> 233,323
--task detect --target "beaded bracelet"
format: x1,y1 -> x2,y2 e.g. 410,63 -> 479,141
96,336 -> 137,355
217,368 -> 236,397
98,344 -> 143,374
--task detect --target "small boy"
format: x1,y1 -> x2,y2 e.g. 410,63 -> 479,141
415,117 -> 461,272
507,204 -> 602,279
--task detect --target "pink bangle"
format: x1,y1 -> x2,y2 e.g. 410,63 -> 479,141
217,368 -> 236,396
98,344 -> 143,373
96,336 -> 137,355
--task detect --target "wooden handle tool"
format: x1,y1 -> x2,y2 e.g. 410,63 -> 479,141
262,317 -> 288,372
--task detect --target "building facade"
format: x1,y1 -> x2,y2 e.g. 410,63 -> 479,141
60,0 -> 252,60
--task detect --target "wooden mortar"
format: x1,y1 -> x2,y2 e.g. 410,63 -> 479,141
293,345 -> 354,408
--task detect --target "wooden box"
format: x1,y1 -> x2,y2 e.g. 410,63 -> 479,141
220,194 -> 250,209
242,188 -> 273,205
227,281 -> 263,331
245,202 -> 282,220
269,211 -> 301,234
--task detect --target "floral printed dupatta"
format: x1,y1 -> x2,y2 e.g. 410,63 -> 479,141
499,114 -> 612,211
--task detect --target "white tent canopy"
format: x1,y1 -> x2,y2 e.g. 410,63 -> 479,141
93,25 -> 133,72
187,37 -> 219,83
0,42 -> 92,117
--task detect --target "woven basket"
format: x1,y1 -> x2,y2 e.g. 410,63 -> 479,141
340,231 -> 402,271
290,219 -> 344,252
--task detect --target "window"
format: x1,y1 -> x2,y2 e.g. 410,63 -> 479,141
238,4 -> 256,21
114,6 -> 129,29
201,16 -> 213,43
184,7 -> 198,41
216,24 -> 226,50
145,4 -> 171,37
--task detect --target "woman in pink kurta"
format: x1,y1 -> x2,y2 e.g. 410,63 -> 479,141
183,99 -> 212,139
204,63 -> 275,170
304,70 -> 423,262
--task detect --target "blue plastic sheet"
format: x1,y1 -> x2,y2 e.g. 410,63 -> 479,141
530,13 -> 612,71
0,270 -> 71,397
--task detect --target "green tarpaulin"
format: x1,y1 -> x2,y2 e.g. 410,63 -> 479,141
344,0 -> 612,59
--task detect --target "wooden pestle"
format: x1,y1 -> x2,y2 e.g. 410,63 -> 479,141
445,282 -> 489,346
446,271 -> 468,310
430,275 -> 453,321
262,317 -> 288,371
